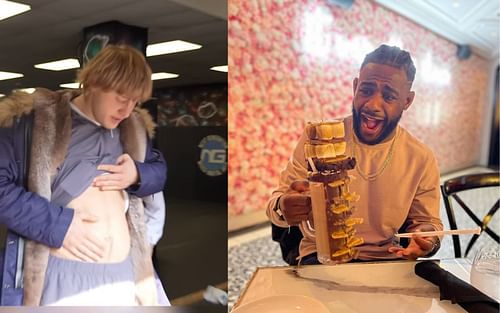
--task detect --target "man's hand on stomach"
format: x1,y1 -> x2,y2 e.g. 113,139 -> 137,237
62,210 -> 105,262
58,186 -> 130,262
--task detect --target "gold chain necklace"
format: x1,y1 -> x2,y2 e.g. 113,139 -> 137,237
352,129 -> 398,181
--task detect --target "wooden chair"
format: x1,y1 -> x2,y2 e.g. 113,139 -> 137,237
440,172 -> 499,258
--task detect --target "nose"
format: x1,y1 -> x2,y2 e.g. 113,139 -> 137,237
118,100 -> 136,117
364,92 -> 384,113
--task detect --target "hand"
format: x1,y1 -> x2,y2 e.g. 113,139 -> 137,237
62,210 -> 105,262
388,228 -> 438,260
93,154 -> 139,191
279,180 -> 311,225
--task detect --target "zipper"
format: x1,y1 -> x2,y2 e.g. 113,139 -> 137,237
14,114 -> 32,289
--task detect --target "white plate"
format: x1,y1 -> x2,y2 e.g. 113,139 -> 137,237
232,295 -> 330,313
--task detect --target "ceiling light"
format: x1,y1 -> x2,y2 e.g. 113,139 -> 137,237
60,82 -> 80,89
0,0 -> 31,21
34,58 -> 80,71
0,71 -> 23,81
17,88 -> 35,93
452,2 -> 460,8
151,72 -> 179,80
210,65 -> 228,73
146,40 -> 202,57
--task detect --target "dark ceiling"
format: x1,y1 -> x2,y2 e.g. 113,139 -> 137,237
0,0 -> 227,95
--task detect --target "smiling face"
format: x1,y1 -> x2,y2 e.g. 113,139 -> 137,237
352,63 -> 415,145
86,88 -> 139,129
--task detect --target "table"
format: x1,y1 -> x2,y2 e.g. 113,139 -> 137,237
233,259 -> 473,313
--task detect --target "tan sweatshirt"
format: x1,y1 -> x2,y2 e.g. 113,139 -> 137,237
266,116 -> 443,260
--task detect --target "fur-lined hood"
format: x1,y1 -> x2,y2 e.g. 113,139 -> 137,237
0,88 -> 156,138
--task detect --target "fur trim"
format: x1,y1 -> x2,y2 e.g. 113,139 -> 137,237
0,92 -> 34,128
120,111 -> 148,162
135,107 -> 156,139
120,108 -> 158,304
127,197 -> 157,305
24,88 -> 73,305
23,242 -> 49,305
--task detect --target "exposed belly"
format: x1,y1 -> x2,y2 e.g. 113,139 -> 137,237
50,185 -> 131,263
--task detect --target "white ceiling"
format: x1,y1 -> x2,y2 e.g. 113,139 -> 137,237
374,0 -> 500,61
0,0 -> 227,95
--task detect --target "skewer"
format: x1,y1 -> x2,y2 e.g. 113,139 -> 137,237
394,227 -> 481,238
307,157 -> 318,173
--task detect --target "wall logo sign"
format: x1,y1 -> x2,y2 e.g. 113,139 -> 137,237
83,34 -> 110,65
198,135 -> 227,176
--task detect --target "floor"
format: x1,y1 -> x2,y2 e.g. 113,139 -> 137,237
154,197 -> 228,308
227,166 -> 499,310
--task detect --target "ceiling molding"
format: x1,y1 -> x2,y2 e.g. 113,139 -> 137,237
374,0 -> 500,61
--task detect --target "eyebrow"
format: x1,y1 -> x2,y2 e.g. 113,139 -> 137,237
360,81 -> 400,96
359,81 -> 376,88
118,94 -> 137,101
382,85 -> 399,96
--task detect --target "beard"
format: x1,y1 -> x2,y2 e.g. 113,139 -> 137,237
352,107 -> 401,145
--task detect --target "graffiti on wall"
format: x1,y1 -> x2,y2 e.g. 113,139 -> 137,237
156,84 -> 227,127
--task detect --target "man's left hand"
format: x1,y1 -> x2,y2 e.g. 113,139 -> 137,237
388,228 -> 438,260
93,154 -> 139,190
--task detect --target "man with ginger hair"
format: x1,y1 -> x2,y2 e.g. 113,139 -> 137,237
268,44 -> 443,265
0,45 -> 166,305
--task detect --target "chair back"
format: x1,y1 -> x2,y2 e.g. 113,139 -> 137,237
441,172 -> 500,258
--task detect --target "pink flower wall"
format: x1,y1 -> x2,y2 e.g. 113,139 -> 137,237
228,0 -> 491,217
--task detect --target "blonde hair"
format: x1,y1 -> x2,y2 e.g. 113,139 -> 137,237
77,45 -> 152,103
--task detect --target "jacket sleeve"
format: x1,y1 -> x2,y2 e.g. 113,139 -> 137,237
0,129 -> 73,248
266,132 -> 308,227
127,139 -> 167,198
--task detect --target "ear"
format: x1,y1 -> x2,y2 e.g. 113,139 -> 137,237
352,78 -> 358,95
403,91 -> 415,110
83,86 -> 94,99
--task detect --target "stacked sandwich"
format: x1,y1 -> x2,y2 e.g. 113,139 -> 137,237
304,120 -> 364,264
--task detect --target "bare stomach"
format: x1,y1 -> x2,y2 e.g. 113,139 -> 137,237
50,185 -> 131,263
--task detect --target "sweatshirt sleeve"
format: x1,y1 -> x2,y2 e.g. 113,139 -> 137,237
142,191 -> 166,245
405,151 -> 444,234
266,132 -> 308,227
